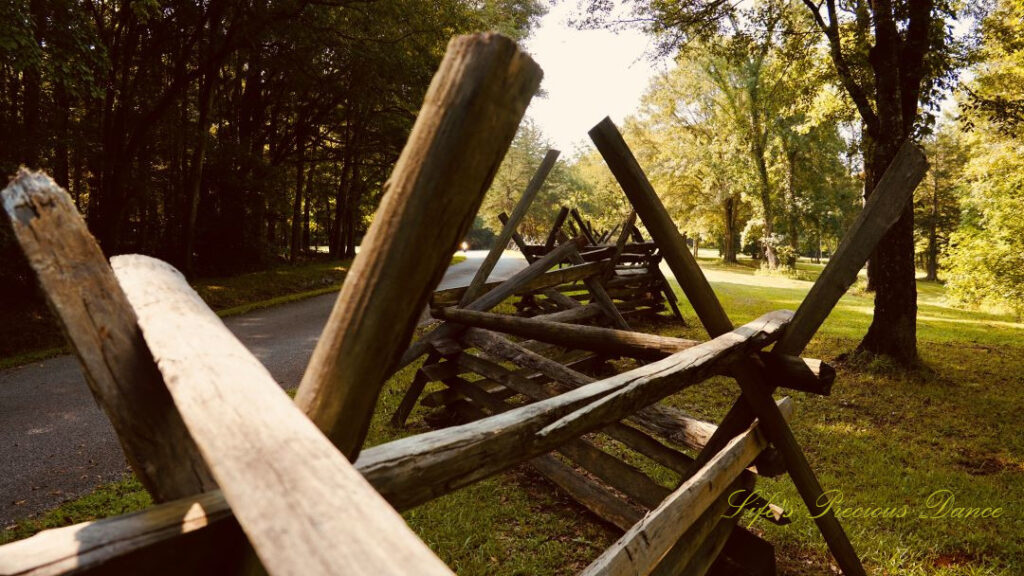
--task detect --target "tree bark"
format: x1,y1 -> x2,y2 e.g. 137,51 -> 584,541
290,147 -> 305,262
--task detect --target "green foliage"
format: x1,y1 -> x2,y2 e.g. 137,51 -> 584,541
943,0 -> 1024,317
478,119 -> 622,242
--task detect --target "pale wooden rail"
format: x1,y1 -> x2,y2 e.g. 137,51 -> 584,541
112,255 -> 452,576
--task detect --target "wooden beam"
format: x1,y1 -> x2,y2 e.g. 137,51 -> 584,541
435,306 -> 699,359
391,352 -> 442,426
296,34 -> 543,458
571,208 -> 598,245
112,255 -> 452,576
431,261 -> 604,307
436,307 -> 832,395
402,237 -> 587,368
0,170 -> 216,502
361,314 -> 790,510
460,149 -> 560,305
537,312 -> 791,443
460,328 -> 727,456
589,117 -> 866,576
579,398 -> 791,576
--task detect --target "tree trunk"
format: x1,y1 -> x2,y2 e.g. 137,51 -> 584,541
302,166 -> 312,254
182,68 -> 215,275
925,177 -> 938,281
722,197 -> 738,263
290,150 -> 305,262
858,132 -> 918,363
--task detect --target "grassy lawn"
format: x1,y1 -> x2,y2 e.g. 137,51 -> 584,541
3,255 -> 1021,575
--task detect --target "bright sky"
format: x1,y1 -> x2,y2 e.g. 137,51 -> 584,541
522,2 -> 668,155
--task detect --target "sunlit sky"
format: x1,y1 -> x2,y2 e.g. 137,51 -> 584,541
522,2 -> 669,155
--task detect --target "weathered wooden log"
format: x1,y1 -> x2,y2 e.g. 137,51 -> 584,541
460,149 -> 560,305
0,170 -> 216,502
538,312 -> 792,441
436,306 -> 698,359
296,34 -> 542,458
362,313 -> 790,510
589,116 -> 866,576
579,398 -> 791,576
530,454 -> 644,531
571,208 -> 599,245
454,352 -> 691,488
400,236 -> 587,369
110,255 -> 450,573
0,490 -> 244,576
435,307 -> 833,395
431,260 -> 605,306
647,476 -> 751,576
391,352 -> 442,426
459,328 -> 726,456
445,374 -> 671,511
112,256 -> 452,576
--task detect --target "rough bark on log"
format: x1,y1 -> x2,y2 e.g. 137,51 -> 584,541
296,33 -> 543,457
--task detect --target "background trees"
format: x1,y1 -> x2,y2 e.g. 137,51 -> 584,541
0,0 -> 542,276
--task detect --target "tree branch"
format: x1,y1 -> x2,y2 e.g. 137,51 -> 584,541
801,0 -> 879,137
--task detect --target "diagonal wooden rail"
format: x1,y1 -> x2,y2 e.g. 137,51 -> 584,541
587,116 -> 925,576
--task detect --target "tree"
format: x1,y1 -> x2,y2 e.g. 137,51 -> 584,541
914,120 -> 964,281
580,0 -> 962,363
943,0 -> 1024,317
1,0 -> 543,278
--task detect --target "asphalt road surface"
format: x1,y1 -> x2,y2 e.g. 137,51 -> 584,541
0,250 -> 526,526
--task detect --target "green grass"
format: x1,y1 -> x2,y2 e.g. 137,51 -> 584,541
4,255 -> 1022,575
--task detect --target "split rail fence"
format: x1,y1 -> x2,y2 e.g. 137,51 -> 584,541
0,32 -> 926,576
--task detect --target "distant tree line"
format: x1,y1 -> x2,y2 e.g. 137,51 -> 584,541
0,0 -> 542,286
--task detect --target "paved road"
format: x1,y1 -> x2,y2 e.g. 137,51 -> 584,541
0,251 -> 526,525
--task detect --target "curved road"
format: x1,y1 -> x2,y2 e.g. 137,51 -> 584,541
0,250 -> 526,526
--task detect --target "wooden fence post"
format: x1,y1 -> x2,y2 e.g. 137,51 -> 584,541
295,33 -> 543,458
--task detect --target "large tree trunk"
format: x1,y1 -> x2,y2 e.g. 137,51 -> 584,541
722,196 -> 738,263
752,142 -> 778,269
858,133 -> 918,363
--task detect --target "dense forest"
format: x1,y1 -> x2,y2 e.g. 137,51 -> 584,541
0,0 -> 543,281
2,0 -> 1022,357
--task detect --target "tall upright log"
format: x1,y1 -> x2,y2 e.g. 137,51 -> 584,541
295,34 -> 543,457
0,170 -> 215,502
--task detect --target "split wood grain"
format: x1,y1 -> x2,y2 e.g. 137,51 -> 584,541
296,33 -> 543,457
0,170 -> 215,502
112,255 -> 452,576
